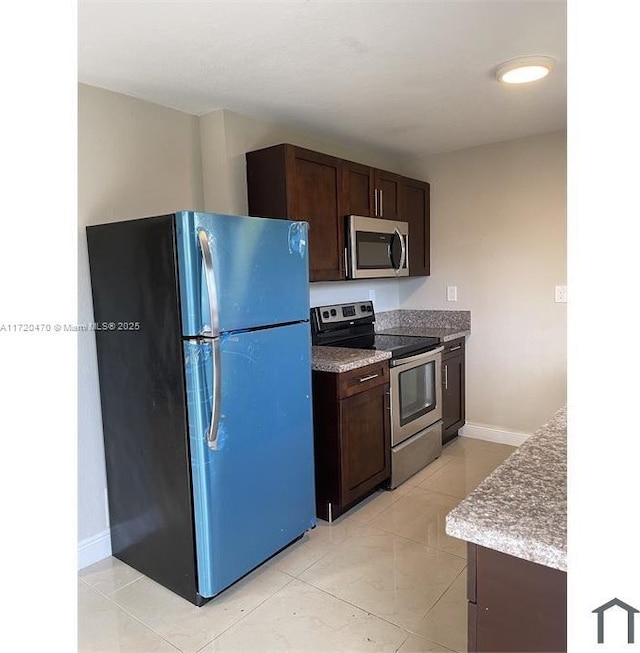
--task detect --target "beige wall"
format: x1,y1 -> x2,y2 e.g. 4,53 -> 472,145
399,132 -> 567,433
77,84 -> 203,542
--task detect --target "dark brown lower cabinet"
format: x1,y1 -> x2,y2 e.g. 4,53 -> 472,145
467,543 -> 567,652
442,337 -> 466,444
311,361 -> 391,521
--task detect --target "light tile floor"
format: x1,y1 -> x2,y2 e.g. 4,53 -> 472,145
78,437 -> 516,652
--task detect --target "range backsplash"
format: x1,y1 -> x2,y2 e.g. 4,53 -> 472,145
375,309 -> 471,332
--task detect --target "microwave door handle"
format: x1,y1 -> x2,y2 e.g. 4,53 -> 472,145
388,237 -> 396,270
398,228 -> 407,271
390,228 -> 406,272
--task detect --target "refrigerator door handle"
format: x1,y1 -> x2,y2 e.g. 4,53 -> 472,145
197,228 -> 222,450
207,337 -> 221,449
197,228 -> 220,338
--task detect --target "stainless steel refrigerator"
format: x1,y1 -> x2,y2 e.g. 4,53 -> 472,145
87,211 -> 316,605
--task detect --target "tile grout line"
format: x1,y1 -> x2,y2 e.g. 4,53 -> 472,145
192,575 -> 297,652
402,566 -> 468,652
78,576 -> 183,652
293,575 -> 418,638
293,572 -> 465,651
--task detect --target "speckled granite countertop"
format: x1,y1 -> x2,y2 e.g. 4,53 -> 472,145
311,346 -> 391,373
376,309 -> 471,342
445,407 -> 567,571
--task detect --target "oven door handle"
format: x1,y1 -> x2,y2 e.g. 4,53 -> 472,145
390,346 -> 444,367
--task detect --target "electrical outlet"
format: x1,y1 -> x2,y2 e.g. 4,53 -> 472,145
447,285 -> 458,302
555,285 -> 567,303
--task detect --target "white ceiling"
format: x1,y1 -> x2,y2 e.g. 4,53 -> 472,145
77,1 -> 567,160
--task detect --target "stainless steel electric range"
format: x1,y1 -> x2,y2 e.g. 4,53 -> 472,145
311,301 -> 444,488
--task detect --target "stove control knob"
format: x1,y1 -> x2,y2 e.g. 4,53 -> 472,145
330,309 -> 337,317
360,304 -> 367,311
322,310 -> 329,319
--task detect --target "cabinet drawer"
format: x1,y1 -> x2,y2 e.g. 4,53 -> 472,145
338,361 -> 389,398
442,337 -> 465,359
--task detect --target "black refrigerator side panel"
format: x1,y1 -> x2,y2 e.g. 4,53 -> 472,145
86,215 -> 200,604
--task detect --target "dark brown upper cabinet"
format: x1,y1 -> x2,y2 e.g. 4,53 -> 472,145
342,160 -> 375,217
374,169 -> 401,221
246,144 -> 344,282
246,143 -> 431,281
341,162 -> 401,221
400,176 -> 431,277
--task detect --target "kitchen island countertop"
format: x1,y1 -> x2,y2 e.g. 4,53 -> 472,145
445,407 -> 567,571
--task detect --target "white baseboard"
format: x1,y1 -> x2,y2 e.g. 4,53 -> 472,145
78,528 -> 112,570
459,422 -> 531,447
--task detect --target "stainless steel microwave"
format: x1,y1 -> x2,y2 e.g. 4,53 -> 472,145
346,215 -> 409,279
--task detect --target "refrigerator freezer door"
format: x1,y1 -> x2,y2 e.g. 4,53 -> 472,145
175,211 -> 310,337
183,321 -> 316,598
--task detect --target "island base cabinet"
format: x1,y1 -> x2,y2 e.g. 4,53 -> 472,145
467,543 -> 567,652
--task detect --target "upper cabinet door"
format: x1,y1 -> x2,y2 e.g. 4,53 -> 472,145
246,144 -> 345,282
341,164 -> 401,221
400,177 -> 430,276
342,160 -> 374,217
374,170 -> 401,221
287,147 -> 344,282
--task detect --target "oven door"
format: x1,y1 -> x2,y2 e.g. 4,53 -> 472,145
390,347 -> 443,446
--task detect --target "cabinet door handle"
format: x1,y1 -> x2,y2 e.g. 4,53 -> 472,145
358,373 -> 379,383
447,344 -> 462,353
374,188 -> 379,216
444,364 -> 448,390
379,189 -> 383,217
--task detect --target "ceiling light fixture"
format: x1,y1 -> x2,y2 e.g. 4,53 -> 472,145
495,56 -> 555,85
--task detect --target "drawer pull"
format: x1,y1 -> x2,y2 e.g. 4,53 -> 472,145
447,344 -> 462,352
358,373 -> 379,383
